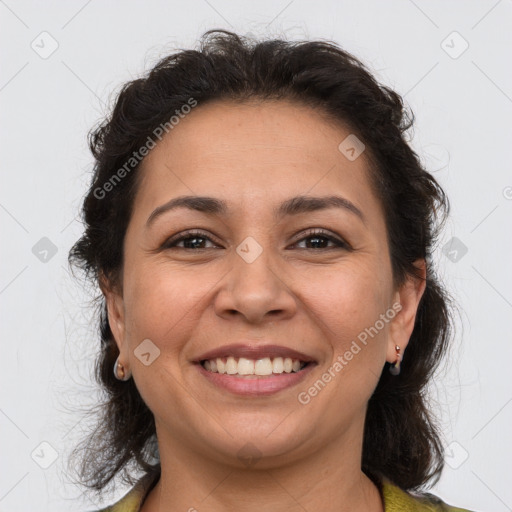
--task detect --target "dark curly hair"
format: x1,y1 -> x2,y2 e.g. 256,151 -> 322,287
68,29 -> 452,496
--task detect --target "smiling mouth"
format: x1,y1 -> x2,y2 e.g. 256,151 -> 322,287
200,356 -> 311,377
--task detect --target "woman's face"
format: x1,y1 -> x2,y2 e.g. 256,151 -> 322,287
106,99 -> 424,467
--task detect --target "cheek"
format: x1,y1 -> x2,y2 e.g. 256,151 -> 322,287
305,261 -> 392,344
305,262 -> 392,409
291,266 -> 392,436
122,263 -> 205,352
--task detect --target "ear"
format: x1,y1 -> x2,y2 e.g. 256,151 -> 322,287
99,272 -> 128,357
386,259 -> 427,363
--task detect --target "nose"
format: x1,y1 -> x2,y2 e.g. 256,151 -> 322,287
213,247 -> 297,325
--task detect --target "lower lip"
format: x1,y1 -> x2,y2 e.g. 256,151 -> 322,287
195,363 -> 316,396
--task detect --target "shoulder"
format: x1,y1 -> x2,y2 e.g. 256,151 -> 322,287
89,472 -> 160,512
381,478 -> 477,512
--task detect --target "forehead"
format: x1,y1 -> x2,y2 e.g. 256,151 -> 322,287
145,99 -> 357,167
134,99 -> 382,222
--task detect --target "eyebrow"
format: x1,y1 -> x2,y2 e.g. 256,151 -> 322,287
146,194 -> 365,228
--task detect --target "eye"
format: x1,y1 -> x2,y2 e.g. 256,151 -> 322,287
160,228 -> 350,251
290,229 -> 350,250
161,230 -> 220,250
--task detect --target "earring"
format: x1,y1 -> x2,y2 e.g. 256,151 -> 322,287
113,354 -> 132,381
389,345 -> 401,376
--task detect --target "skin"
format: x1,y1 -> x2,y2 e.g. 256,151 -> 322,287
103,99 -> 426,512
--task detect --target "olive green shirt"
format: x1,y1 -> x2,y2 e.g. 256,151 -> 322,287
94,472 -> 475,511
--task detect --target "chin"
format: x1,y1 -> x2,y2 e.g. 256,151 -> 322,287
187,411 -> 317,468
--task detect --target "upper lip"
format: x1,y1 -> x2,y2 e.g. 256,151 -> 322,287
194,343 -> 317,363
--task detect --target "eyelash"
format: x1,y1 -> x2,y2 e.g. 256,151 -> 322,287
161,228 -> 351,251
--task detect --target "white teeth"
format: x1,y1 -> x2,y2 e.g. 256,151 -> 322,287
202,356 -> 307,376
272,357 -> 284,373
225,356 -> 238,374
237,357 -> 255,375
254,357 -> 272,375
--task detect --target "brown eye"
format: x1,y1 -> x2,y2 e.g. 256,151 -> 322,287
291,229 -> 350,251
162,230 -> 219,250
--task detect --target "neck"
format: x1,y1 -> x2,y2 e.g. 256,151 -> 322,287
142,422 -> 384,512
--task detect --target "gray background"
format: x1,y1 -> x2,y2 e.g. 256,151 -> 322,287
1,1 -> 511,510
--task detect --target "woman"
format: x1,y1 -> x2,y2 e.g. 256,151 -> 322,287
69,29 -> 476,512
